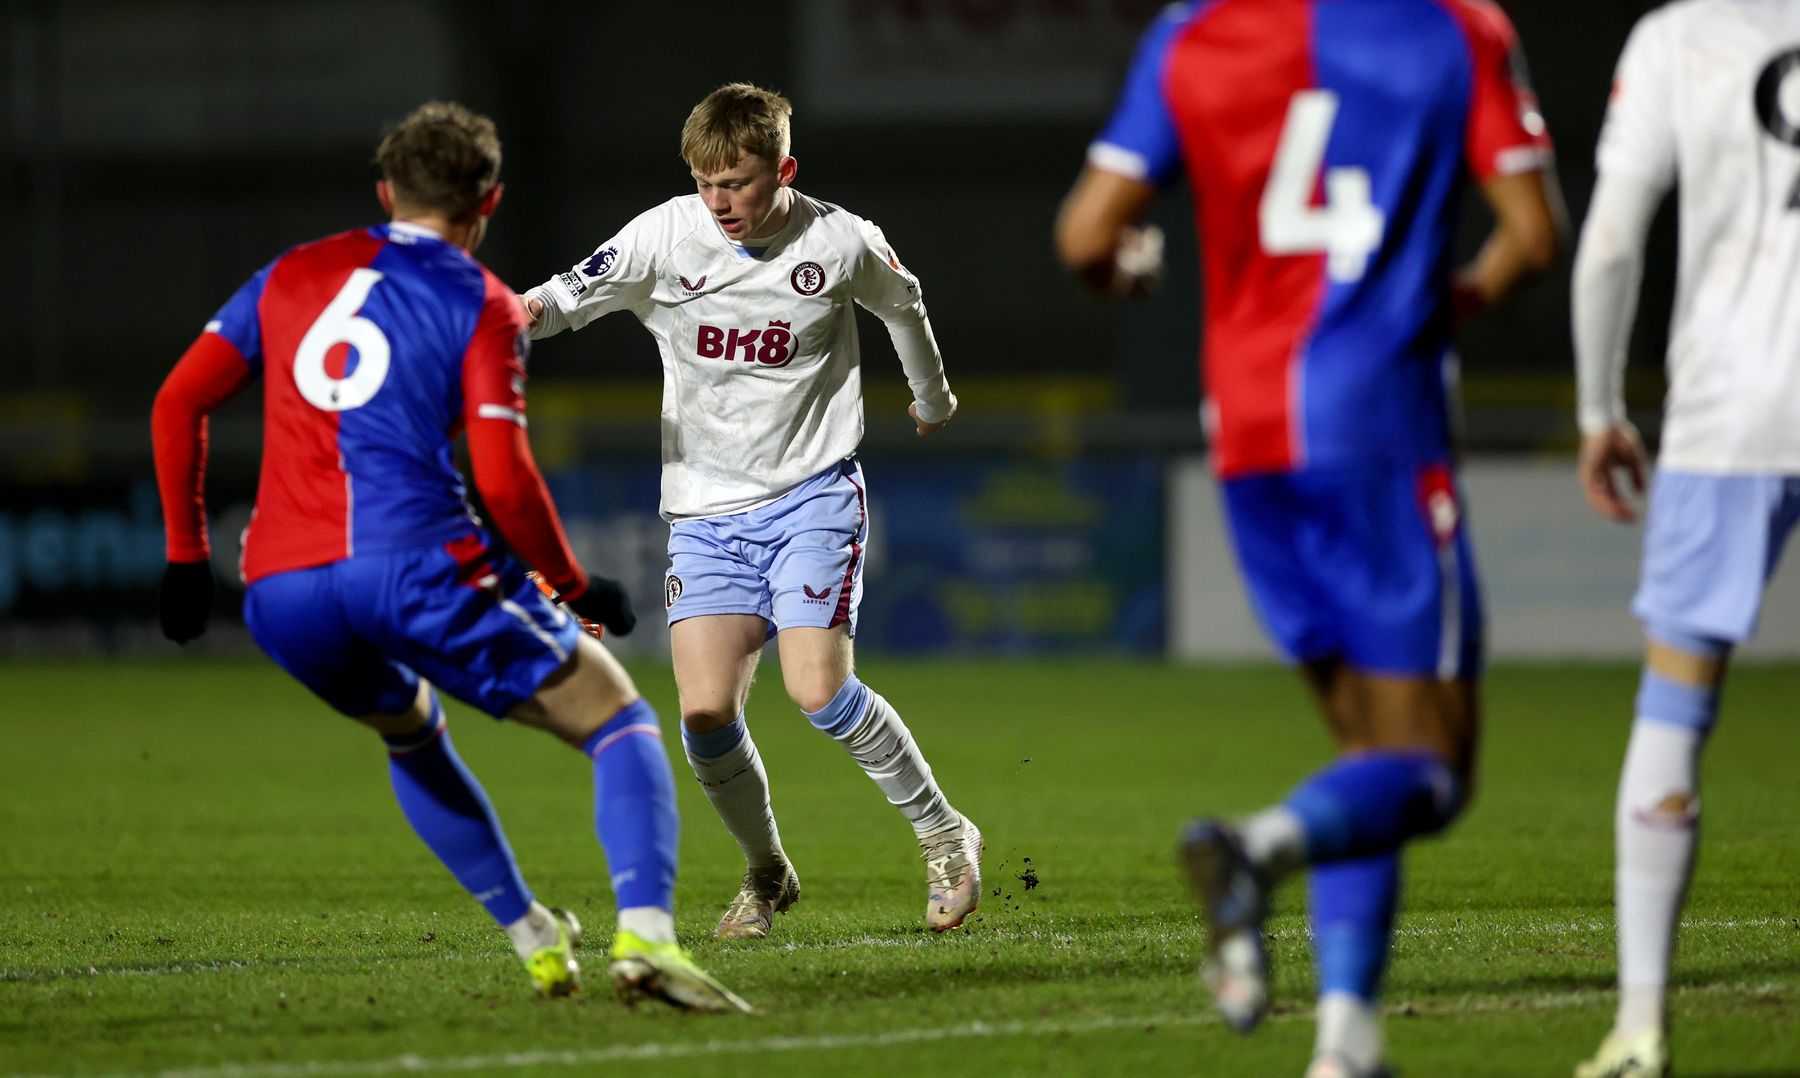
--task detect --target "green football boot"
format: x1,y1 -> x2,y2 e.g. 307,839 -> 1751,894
608,929 -> 753,1013
523,906 -> 582,998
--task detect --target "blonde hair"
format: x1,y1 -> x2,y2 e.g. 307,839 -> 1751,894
680,83 -> 792,172
374,101 -> 501,220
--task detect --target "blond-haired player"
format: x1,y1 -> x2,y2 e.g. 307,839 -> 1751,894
521,83 -> 981,938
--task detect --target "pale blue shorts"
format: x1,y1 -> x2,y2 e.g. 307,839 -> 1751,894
1634,470 -> 1800,643
664,458 -> 868,636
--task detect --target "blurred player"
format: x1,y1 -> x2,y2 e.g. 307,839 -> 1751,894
519,84 -> 979,938
1571,4 -> 1800,1075
150,101 -> 747,1012
1056,3 -> 1561,1074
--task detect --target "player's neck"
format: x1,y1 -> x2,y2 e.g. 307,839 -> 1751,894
390,213 -> 479,251
742,189 -> 794,245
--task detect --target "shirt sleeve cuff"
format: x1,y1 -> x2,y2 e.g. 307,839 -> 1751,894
1086,142 -> 1151,182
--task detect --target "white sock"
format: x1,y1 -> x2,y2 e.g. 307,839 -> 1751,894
618,905 -> 675,945
1238,804 -> 1307,882
1314,991 -> 1383,1070
837,689 -> 959,838
685,727 -> 787,873
1614,720 -> 1703,1036
503,900 -> 559,959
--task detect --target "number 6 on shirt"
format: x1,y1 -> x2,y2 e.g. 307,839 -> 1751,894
294,268 -> 392,411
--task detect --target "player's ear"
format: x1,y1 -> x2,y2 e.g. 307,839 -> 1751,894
777,155 -> 797,188
478,183 -> 504,217
376,180 -> 395,215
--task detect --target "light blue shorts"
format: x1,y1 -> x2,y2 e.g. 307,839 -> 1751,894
664,458 -> 868,636
1633,470 -> 1800,643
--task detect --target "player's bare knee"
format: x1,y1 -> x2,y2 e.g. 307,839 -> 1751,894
682,706 -> 737,735
1645,638 -> 1729,689
785,679 -> 843,716
356,680 -> 436,737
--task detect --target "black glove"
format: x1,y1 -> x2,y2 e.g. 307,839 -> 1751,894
159,560 -> 215,643
567,575 -> 636,637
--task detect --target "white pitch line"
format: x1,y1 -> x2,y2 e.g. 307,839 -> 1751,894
5,980 -> 1783,1078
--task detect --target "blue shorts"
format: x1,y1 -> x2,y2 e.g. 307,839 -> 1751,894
243,531 -> 583,719
1221,461 -> 1483,679
1634,470 -> 1800,643
664,458 -> 867,636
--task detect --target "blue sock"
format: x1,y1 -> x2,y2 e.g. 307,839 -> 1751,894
383,694 -> 532,925
581,699 -> 678,912
1309,852 -> 1400,1001
1285,749 -> 1463,863
803,674 -> 870,737
681,714 -> 747,759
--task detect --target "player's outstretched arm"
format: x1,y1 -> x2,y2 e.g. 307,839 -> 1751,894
518,211 -> 667,342
150,333 -> 255,643
1054,166 -> 1161,298
1453,169 -> 1566,321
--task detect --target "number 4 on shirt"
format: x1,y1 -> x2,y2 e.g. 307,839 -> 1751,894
1259,90 -> 1385,283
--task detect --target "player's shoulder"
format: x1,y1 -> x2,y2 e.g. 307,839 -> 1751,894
1611,0 -> 1715,72
647,194 -> 713,232
784,191 -> 884,269
1426,0 -> 1522,49
268,226 -> 381,273
621,195 -> 713,251
791,191 -> 879,245
474,264 -> 527,324
1624,0 -> 1720,42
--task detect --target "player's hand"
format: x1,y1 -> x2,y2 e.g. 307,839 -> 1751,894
910,397 -> 957,438
1578,422 -> 1648,523
516,293 -> 544,328
158,559 -> 215,643
566,575 -> 637,636
1450,270 -> 1486,326
1110,224 -> 1165,299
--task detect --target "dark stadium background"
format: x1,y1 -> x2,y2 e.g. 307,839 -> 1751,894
0,0 -> 1680,655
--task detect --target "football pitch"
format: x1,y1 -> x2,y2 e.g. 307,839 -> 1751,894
2,658 -> 1794,1077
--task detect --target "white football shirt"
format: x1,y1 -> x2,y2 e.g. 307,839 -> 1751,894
1593,0 -> 1800,472
525,191 -> 956,520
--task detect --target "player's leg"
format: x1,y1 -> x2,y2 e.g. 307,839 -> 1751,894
776,623 -> 980,930
243,560 -> 566,993
354,679 -> 585,992
669,611 -> 800,939
1574,633 -> 1723,1078
1187,464 -> 1479,1072
766,458 -> 981,930
505,632 -> 750,1013
375,537 -> 744,1010
1579,472 -> 1799,1076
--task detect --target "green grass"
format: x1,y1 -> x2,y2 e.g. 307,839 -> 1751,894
1,659 -> 1794,1077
